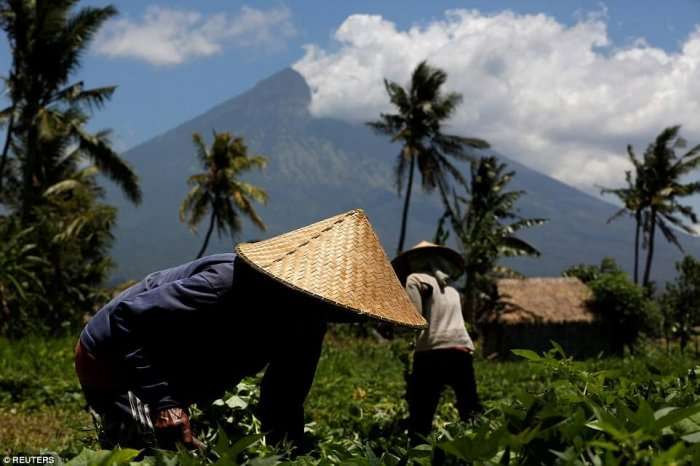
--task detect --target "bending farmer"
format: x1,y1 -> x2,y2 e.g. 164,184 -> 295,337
75,210 -> 425,450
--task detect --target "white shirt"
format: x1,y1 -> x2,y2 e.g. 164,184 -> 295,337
405,272 -> 475,352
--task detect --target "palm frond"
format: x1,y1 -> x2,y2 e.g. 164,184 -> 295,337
506,218 -> 548,233
179,187 -> 209,231
73,125 -> 141,204
68,85 -> 116,111
384,79 -> 411,113
231,180 -> 268,204
498,236 -> 542,257
191,132 -> 209,166
606,207 -> 630,224
656,217 -> 684,253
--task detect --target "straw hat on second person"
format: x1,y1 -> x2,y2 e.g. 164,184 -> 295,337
235,209 -> 427,328
391,241 -> 465,285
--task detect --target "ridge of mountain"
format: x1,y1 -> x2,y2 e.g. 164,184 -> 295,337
105,67 -> 699,284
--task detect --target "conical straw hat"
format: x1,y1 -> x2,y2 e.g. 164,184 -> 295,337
235,209 -> 427,328
392,240 -> 465,285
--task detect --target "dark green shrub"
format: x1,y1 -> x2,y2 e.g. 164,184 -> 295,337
661,256 -> 700,352
563,256 -> 622,284
562,263 -> 600,284
0,218 -> 46,337
0,183 -> 116,337
590,269 -> 661,353
563,258 -> 660,353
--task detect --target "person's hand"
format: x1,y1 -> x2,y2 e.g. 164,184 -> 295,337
154,407 -> 204,450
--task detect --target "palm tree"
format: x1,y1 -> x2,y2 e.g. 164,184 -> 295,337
601,147 -> 646,284
638,126 -> 700,287
180,131 -> 268,259
0,81 -> 17,196
367,60 -> 489,254
444,156 -> 546,322
0,0 -> 140,218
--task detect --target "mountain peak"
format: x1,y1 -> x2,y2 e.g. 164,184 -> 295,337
222,67 -> 311,123
180,68 -> 311,132
236,68 -> 311,113
244,67 -> 311,107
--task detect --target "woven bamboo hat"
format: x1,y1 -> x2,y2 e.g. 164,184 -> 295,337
392,241 -> 465,285
235,209 -> 427,328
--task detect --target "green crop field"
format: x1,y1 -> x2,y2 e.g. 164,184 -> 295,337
3,333 -> 700,465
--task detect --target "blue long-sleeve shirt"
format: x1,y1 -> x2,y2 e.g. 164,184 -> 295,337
80,253 -> 326,443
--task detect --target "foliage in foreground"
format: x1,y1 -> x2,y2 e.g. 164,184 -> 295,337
69,346 -> 700,465
6,335 -> 700,464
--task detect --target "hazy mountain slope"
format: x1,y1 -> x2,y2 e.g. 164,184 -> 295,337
105,68 -> 699,283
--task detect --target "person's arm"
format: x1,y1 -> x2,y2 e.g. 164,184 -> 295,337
258,318 -> 327,447
110,267 -> 227,441
405,274 -> 432,317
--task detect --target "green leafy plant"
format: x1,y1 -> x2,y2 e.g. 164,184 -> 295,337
7,333 -> 700,464
0,218 -> 46,336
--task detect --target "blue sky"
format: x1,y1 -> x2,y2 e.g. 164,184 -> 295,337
1,1 -> 700,196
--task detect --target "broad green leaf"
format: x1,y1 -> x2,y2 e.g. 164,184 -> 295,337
228,434 -> 262,459
511,349 -> 541,361
654,404 -> 700,431
225,394 -> 248,410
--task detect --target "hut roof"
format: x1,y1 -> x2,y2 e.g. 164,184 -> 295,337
488,277 -> 596,325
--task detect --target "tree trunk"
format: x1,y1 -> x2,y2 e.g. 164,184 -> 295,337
396,152 -> 416,255
463,273 -> 478,326
0,111 -> 15,195
21,108 -> 40,224
197,211 -> 216,259
633,209 -> 641,284
643,209 -> 657,288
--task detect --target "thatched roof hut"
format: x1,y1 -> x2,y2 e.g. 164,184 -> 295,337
489,277 -> 595,325
481,277 -> 613,358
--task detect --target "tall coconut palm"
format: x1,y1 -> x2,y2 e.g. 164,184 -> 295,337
180,131 -> 268,259
367,61 -> 489,254
638,126 -> 700,287
444,156 -> 546,322
601,147 -> 647,284
0,0 -> 140,218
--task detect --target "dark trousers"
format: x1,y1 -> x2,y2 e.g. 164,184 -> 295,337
82,386 -> 162,449
76,340 -> 164,449
407,348 -> 481,439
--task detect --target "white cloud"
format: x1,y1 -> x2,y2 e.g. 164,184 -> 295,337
93,5 -> 296,66
293,10 -> 700,193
